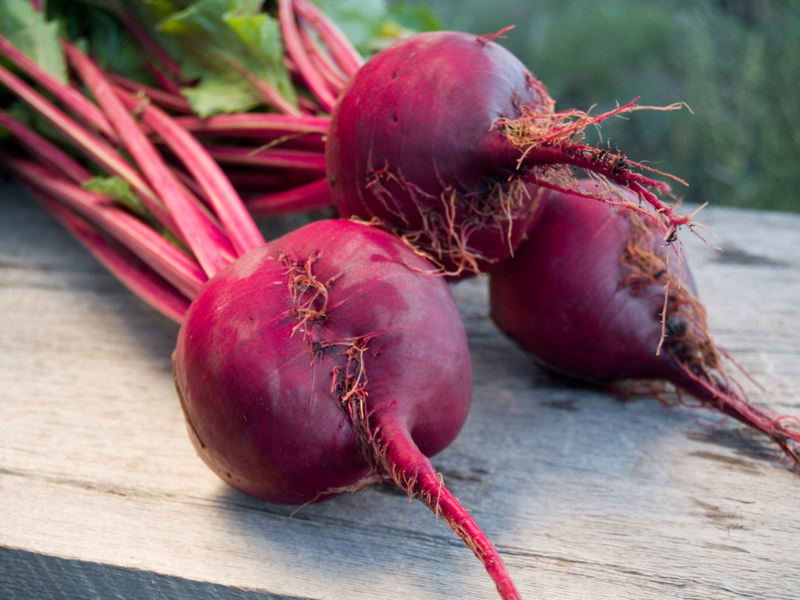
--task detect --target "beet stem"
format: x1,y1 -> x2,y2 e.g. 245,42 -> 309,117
108,73 -> 193,114
64,43 -> 230,276
278,0 -> 338,111
292,0 -> 364,79
0,33 -> 117,140
4,156 -> 206,299
373,420 -> 520,600
245,178 -> 332,216
679,365 -> 800,469
0,59 -> 180,237
32,192 -> 189,322
172,113 -> 330,139
111,83 -> 266,255
205,144 -> 326,172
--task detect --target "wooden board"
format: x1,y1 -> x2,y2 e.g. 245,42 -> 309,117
1,181 -> 799,599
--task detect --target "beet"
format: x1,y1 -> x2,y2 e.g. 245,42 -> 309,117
173,219 -> 520,599
326,30 -> 686,278
489,181 -> 800,467
173,219 -> 470,502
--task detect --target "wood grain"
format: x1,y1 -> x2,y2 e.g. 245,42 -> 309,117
1,182 -> 798,599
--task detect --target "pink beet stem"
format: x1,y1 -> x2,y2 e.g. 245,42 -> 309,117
278,0 -> 338,111
297,21 -> 348,93
5,156 -> 206,299
111,83 -> 265,256
223,168 -> 323,191
0,59 -> 181,239
107,73 -> 194,114
0,33 -> 117,140
171,112 -> 330,139
678,365 -> 800,469
33,192 -> 190,323
245,178 -> 332,216
205,144 -> 326,172
293,0 -> 364,78
376,420 -> 520,600
64,42 -> 230,277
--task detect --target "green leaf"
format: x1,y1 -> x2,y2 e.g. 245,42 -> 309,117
310,0 -> 442,55
311,0 -> 389,50
387,4 -> 443,33
180,72 -> 269,116
49,0 -> 154,83
0,0 -> 66,82
82,176 -> 150,219
156,0 -> 296,116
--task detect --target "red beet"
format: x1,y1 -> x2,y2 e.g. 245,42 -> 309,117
489,181 -> 800,467
173,219 -> 520,599
173,219 -> 471,503
326,30 -> 686,277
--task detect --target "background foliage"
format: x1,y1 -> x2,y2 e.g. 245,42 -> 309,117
393,0 -> 800,213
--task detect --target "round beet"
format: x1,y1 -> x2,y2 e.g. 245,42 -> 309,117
327,30 -> 686,277
174,219 -> 520,599
489,182 -> 800,467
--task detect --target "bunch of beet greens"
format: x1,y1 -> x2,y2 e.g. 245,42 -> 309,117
2,2 -> 798,599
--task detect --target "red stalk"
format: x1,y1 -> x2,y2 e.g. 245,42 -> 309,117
278,0 -> 338,111
110,82 -> 265,256
245,178 -> 332,216
205,144 -> 326,172
107,73 -> 194,114
64,42 -> 231,277
223,168 -> 323,191
5,156 -> 206,299
170,112 -> 329,141
297,21 -> 348,94
0,60 -> 180,237
293,0 -> 364,79
0,105 -> 235,267
0,33 -> 117,140
32,192 -> 190,323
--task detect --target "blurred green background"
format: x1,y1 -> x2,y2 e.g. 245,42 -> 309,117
390,0 -> 800,214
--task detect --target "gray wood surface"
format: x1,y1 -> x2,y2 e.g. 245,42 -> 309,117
1,181 -> 799,600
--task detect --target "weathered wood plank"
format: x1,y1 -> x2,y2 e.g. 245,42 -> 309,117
1,181 -> 799,599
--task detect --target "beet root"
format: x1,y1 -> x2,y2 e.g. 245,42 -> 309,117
173,219 -> 521,599
326,30 -> 685,278
489,182 -> 800,468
